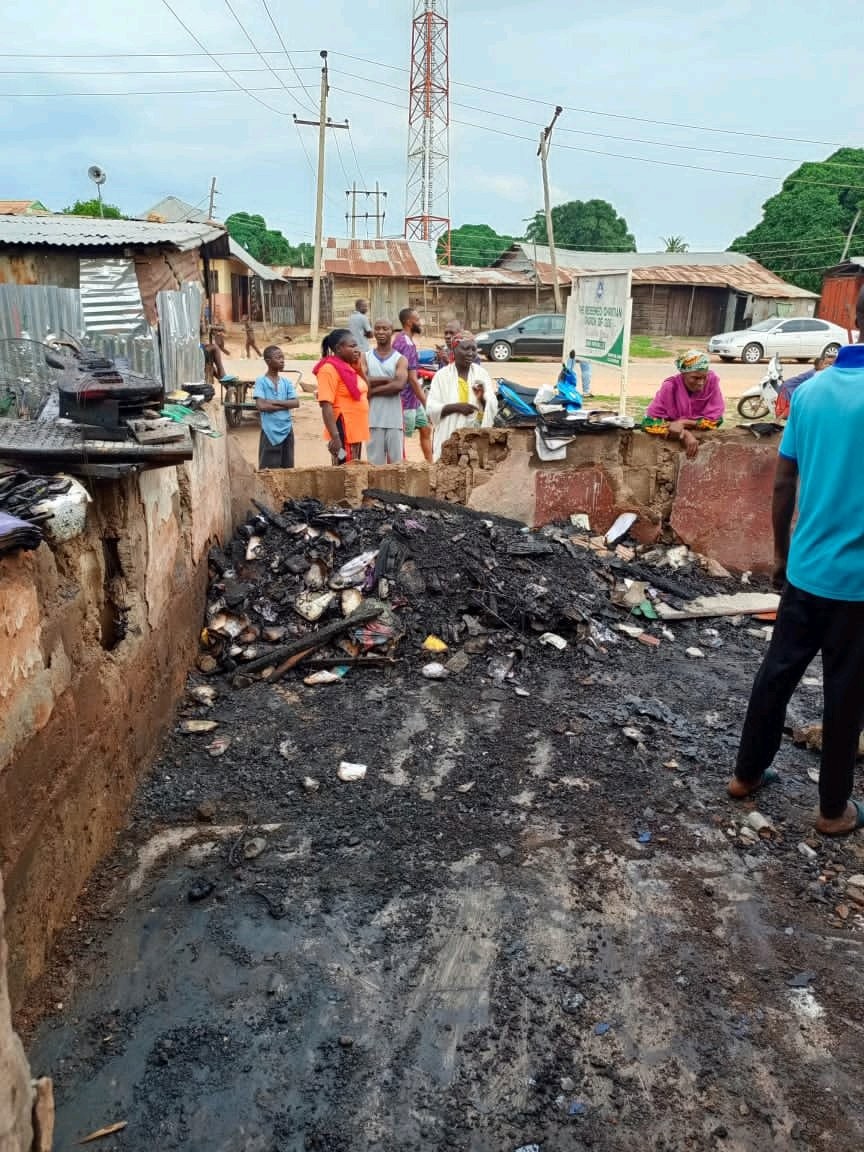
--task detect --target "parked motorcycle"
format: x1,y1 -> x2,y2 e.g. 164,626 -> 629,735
737,354 -> 784,420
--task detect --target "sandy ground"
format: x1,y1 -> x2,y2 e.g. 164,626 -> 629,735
217,346 -> 772,468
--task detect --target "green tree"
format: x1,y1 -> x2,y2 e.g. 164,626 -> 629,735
437,223 -> 514,266
730,148 -> 864,292
226,211 -> 303,265
524,199 -> 635,251
662,235 -> 689,252
62,198 -> 123,219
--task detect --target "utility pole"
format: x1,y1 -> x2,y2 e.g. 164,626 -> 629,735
295,50 -> 349,342
840,207 -> 862,263
538,105 -> 563,313
346,181 -> 388,239
208,176 -> 217,220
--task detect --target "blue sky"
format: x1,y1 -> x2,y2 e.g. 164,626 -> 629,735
2,0 -> 859,256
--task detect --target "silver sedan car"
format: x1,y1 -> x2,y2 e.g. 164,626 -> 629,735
708,317 -> 850,364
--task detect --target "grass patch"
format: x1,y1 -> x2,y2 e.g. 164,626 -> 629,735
586,394 -> 650,421
629,335 -> 669,359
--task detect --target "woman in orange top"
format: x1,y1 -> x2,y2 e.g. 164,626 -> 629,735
313,328 -> 370,463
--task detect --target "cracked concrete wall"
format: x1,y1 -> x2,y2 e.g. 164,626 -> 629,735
0,406 -> 232,1007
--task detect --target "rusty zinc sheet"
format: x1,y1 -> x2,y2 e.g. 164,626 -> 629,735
530,258 -> 816,298
437,265 -> 534,287
322,238 -> 441,279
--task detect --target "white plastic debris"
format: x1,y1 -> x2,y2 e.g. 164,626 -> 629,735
303,776 -> 320,792
29,476 -> 91,543
294,590 -> 336,622
180,719 -> 219,733
188,685 -> 217,706
303,668 -> 348,686
745,811 -> 775,837
330,550 -> 379,589
798,842 -> 818,861
421,661 -> 449,679
539,632 -> 567,650
570,513 -> 591,531
245,535 -> 263,560
337,761 -> 367,782
685,647 -> 705,659
605,511 -> 637,546
617,622 -> 644,639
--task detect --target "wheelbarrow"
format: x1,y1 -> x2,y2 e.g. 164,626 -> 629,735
221,370 -> 305,429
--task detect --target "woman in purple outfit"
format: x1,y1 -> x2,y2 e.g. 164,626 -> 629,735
642,349 -> 724,457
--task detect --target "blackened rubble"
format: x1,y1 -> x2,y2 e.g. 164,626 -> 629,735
198,493 -> 756,687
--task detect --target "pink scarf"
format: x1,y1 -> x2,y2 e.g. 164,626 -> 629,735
312,355 -> 363,401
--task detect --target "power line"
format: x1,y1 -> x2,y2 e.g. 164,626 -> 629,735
332,65 -> 864,170
0,84 -> 309,97
347,127 -> 368,189
222,0 -> 299,110
258,0 -> 318,113
329,86 -> 864,192
0,65 -> 320,75
331,53 -> 851,150
1,44 -> 853,151
332,130 -> 353,187
158,0 -> 292,116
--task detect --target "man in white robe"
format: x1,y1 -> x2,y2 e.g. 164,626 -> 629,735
426,333 -> 498,462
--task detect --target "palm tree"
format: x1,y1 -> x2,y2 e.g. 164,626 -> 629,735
662,235 -> 689,252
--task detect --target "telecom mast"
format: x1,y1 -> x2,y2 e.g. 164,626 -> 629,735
404,0 -> 450,260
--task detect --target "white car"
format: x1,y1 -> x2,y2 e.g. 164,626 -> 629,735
708,317 -> 850,364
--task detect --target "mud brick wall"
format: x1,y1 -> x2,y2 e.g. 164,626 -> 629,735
0,409 -> 233,1008
252,426 -> 780,573
0,876 -> 33,1151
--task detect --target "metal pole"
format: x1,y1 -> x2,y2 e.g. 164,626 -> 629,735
351,181 -> 356,239
538,106 -> 563,314
375,181 -> 381,239
841,208 -> 862,263
310,51 -> 329,343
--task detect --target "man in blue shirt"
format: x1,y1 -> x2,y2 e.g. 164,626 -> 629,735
729,292 -> 864,836
253,345 -> 299,469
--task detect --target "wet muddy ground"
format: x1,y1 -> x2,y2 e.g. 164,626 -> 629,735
22,504 -> 864,1151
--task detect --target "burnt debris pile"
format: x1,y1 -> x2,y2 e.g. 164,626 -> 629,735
198,491 -> 777,689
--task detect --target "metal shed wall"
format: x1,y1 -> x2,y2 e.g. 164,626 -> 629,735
818,274 -> 864,329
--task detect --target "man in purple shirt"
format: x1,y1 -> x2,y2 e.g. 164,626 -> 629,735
394,307 -> 432,463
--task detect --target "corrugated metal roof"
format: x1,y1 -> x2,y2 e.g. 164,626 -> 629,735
500,243 -> 816,298
0,200 -> 50,216
227,237 -> 284,281
271,265 -> 315,280
0,213 -> 227,252
140,195 -> 212,224
323,238 -> 441,279
437,265 -> 534,287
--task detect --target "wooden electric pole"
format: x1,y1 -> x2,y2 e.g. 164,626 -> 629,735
538,106 -> 564,314
841,207 -> 862,263
208,176 -> 217,220
295,50 -> 348,342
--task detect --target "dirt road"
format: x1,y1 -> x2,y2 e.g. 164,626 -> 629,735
23,502 -> 864,1152
219,347 -> 769,401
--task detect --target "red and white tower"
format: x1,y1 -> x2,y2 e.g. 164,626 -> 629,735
404,0 -> 450,261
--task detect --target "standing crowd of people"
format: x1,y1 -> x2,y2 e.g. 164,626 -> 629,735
256,299 -> 497,470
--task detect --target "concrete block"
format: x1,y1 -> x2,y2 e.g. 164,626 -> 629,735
534,466 -> 618,531
671,438 -> 777,572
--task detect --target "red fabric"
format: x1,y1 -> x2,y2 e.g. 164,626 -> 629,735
313,355 -> 363,401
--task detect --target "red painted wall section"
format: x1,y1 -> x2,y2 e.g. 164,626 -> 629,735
535,467 -> 618,533
671,440 -> 778,573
